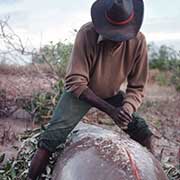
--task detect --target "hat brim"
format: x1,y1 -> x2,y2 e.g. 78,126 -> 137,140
91,0 -> 144,41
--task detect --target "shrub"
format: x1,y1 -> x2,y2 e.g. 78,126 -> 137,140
32,41 -> 73,78
22,80 -> 64,124
155,72 -> 170,86
148,43 -> 180,91
148,44 -> 179,71
171,65 -> 180,92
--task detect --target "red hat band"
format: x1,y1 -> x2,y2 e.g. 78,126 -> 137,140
105,10 -> 134,25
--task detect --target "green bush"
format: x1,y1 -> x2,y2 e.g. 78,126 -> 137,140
171,65 -> 180,91
148,43 -> 180,91
155,72 -> 170,86
148,44 -> 179,70
32,41 -> 73,77
22,80 -> 64,124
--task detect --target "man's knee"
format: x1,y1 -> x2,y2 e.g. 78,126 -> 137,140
37,125 -> 73,153
37,91 -> 91,153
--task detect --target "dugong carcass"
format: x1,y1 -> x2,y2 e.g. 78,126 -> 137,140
52,123 -> 168,180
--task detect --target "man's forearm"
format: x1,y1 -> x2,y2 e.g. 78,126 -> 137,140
79,88 -> 132,128
79,88 -> 115,115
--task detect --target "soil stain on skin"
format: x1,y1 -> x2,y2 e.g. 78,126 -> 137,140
52,123 -> 168,180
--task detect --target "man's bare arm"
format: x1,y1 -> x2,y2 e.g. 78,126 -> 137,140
79,88 -> 132,128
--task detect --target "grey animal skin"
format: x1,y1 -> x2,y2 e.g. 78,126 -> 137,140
52,123 -> 168,180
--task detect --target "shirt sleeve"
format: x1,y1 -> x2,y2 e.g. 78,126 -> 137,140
64,28 -> 93,98
122,35 -> 148,115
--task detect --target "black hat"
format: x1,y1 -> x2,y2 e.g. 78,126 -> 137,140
91,0 -> 144,41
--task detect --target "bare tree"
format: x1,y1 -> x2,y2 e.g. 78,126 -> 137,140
0,17 -> 59,118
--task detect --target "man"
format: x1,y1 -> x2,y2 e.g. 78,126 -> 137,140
28,0 -> 153,179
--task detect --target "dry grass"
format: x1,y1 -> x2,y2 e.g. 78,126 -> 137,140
148,69 -> 172,85
0,63 -> 56,77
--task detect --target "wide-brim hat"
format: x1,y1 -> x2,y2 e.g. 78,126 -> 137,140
91,0 -> 144,41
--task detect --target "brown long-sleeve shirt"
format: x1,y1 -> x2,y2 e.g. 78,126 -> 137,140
65,22 -> 148,114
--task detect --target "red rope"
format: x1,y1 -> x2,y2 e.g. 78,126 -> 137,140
125,148 -> 141,180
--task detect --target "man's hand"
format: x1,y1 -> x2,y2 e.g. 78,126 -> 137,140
108,107 -> 132,129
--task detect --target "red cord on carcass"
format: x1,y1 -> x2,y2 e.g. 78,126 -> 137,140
125,148 -> 141,180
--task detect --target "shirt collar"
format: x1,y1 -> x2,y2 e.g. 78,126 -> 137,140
97,34 -> 106,44
97,34 -> 124,45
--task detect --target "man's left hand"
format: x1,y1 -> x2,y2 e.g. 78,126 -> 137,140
116,107 -> 133,129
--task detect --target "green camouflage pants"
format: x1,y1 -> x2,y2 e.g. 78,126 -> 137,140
38,91 -> 152,153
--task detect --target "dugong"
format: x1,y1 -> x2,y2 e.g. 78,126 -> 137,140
52,123 -> 168,180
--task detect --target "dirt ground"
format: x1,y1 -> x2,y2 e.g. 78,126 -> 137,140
0,71 -> 179,167
141,83 -> 180,165
0,118 -> 34,162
